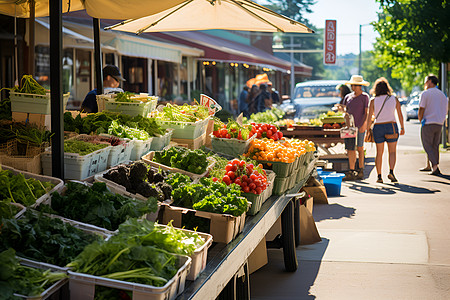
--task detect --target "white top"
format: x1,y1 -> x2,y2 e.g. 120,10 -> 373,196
419,87 -> 449,125
374,95 -> 396,123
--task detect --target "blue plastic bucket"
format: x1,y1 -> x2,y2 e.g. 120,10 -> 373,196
321,173 -> 345,196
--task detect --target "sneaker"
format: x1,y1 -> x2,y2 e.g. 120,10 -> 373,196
356,168 -> 364,180
388,173 -> 398,183
342,170 -> 357,181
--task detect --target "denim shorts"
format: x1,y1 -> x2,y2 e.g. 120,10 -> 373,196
373,122 -> 399,143
344,130 -> 365,150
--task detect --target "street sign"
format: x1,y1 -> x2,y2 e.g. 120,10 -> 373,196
324,20 -> 337,65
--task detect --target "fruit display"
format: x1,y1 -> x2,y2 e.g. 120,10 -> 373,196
244,138 -> 315,164
212,119 -> 251,140
319,111 -> 345,128
249,122 -> 283,140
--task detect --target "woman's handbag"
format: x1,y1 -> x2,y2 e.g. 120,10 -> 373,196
365,95 -> 390,143
340,114 -> 357,138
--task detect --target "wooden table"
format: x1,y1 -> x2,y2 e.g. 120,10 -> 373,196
281,125 -> 344,147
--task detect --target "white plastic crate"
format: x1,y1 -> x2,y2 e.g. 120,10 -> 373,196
155,117 -> 210,140
106,140 -> 133,168
41,146 -> 111,180
10,92 -> 70,115
0,164 -> 64,208
13,257 -> 68,300
149,129 -> 174,151
129,138 -> 153,161
68,255 -> 191,300
97,94 -> 158,117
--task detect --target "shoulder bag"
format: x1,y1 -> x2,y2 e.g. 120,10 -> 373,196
340,114 -> 357,139
364,95 -> 393,143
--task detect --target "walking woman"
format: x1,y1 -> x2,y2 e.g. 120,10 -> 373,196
366,77 -> 405,183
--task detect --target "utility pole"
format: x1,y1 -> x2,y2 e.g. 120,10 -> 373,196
358,24 -> 371,75
290,35 -> 295,98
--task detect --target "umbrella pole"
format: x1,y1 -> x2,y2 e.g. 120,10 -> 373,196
93,18 -> 103,95
50,0 -> 64,180
29,0 -> 35,76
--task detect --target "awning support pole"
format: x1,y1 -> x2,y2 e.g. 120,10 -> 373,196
50,0 -> 64,180
29,0 -> 35,76
93,18 -> 103,94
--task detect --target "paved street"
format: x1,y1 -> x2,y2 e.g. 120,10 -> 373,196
250,116 -> 450,299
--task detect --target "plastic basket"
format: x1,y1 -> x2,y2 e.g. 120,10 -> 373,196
155,117 -> 210,139
0,165 -> 64,208
13,257 -> 68,300
150,129 -> 174,151
272,173 -> 297,196
211,134 -> 256,157
322,173 -> 345,196
97,94 -> 157,117
256,159 -> 294,178
141,151 -> 215,180
129,138 -> 153,161
41,146 -> 111,180
68,255 -> 191,300
245,170 -> 276,216
10,92 -> 69,115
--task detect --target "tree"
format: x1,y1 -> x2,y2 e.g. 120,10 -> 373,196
263,0 -> 316,24
373,0 -> 450,93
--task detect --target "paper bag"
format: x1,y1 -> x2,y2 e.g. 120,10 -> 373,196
299,205 -> 321,245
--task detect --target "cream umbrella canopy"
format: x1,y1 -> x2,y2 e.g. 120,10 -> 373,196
105,0 -> 314,34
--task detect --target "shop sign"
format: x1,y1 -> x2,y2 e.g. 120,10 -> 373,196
200,94 -> 222,115
324,20 -> 337,65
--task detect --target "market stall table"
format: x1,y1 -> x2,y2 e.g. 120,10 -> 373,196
177,169 -> 314,300
280,125 -> 343,147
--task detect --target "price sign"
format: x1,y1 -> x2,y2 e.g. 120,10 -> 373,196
324,20 -> 337,65
200,94 -> 222,115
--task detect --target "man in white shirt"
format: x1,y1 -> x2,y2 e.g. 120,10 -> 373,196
418,74 -> 449,175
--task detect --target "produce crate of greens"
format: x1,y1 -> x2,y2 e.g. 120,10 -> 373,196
36,181 -> 158,231
9,75 -> 70,115
97,92 -> 158,117
151,103 -> 210,139
0,249 -> 68,300
0,209 -> 107,267
0,165 -> 62,209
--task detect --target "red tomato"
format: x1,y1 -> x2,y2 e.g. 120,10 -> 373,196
227,171 -> 235,180
250,174 -> 257,181
249,183 -> 256,190
243,186 -> 250,193
277,131 -> 283,139
212,177 -> 218,182
234,178 -> 241,186
222,175 -> 231,185
262,124 -> 268,131
266,130 -> 273,137
255,187 -> 262,194
241,181 -> 248,188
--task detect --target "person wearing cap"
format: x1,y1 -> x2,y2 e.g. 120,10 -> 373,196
341,75 -> 370,181
81,65 -> 125,113
267,82 -> 280,104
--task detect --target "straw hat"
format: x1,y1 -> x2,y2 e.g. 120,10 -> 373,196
345,75 -> 369,86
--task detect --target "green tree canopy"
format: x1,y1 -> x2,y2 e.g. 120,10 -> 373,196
373,0 -> 450,93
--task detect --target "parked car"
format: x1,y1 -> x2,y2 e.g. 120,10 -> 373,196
406,96 -> 420,121
279,80 -> 347,120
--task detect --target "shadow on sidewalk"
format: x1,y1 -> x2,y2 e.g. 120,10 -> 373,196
345,181 -> 439,195
312,203 -> 356,222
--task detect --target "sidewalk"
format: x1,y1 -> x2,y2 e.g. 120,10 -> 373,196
250,147 -> 450,300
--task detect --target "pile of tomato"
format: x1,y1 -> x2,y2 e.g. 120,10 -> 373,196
212,159 -> 268,195
212,123 -> 248,140
250,123 -> 283,141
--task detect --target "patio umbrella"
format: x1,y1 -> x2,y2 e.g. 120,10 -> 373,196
104,0 -> 313,34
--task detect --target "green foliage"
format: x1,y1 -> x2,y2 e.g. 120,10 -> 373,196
154,103 -> 209,122
243,107 -> 285,124
0,210 -> 101,266
264,0 -> 316,24
372,0 -> 447,92
0,98 -> 11,120
64,139 -> 108,155
0,249 -> 67,298
0,167 -> 55,207
41,182 -> 158,231
114,92 -> 135,103
153,147 -> 209,174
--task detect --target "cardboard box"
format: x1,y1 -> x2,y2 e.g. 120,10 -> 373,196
303,186 -> 328,204
248,237 -> 268,274
160,204 -> 246,244
204,119 -> 214,148
299,204 -> 321,245
171,133 -> 206,150
303,196 -> 314,214
12,112 -> 51,130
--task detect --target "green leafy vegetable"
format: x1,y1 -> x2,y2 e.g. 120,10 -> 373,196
154,103 -> 209,122
153,147 -> 209,174
64,139 -> 108,155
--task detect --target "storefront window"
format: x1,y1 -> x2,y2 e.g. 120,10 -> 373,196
105,53 -> 115,66
35,45 -> 50,90
157,61 -> 176,101
122,56 -> 148,93
179,57 -> 188,100
75,49 -> 92,103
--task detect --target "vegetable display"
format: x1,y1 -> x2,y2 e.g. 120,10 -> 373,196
212,159 -> 268,195
0,121 -> 52,147
243,107 -> 285,124
114,92 -> 135,103
112,218 -> 205,256
108,120 -> 150,140
39,182 -> 158,231
0,210 -> 101,267
64,139 -> 108,156
0,166 -> 55,207
103,161 -> 173,201
171,177 -> 248,217
0,249 -> 67,299
153,103 -> 209,122
153,147 -> 209,174
249,122 -> 283,141
13,75 -> 47,95
212,119 -> 251,140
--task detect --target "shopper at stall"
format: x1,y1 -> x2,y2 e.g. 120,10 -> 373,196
335,84 -> 352,113
418,74 -> 448,176
341,75 -> 370,181
366,77 -> 405,183
238,85 -> 250,118
255,83 -> 272,113
247,84 -> 260,115
81,65 -> 125,113
267,82 -> 280,104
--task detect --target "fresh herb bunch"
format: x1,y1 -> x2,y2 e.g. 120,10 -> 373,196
153,147 -> 209,174
0,249 -> 67,298
0,98 -> 11,120
67,239 -> 179,287
165,172 -> 192,190
0,210 -> 101,266
114,92 -> 135,103
154,103 -> 209,122
0,121 -> 52,146
0,166 -> 55,206
64,139 -> 108,155
39,182 -> 158,231
171,177 -> 248,216
112,218 -> 205,256
108,120 -> 150,140
0,202 -> 21,219
13,75 -> 47,95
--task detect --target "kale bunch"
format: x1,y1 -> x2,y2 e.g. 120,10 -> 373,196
153,147 -> 209,174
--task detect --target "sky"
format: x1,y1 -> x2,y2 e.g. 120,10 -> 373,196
304,0 -> 381,55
